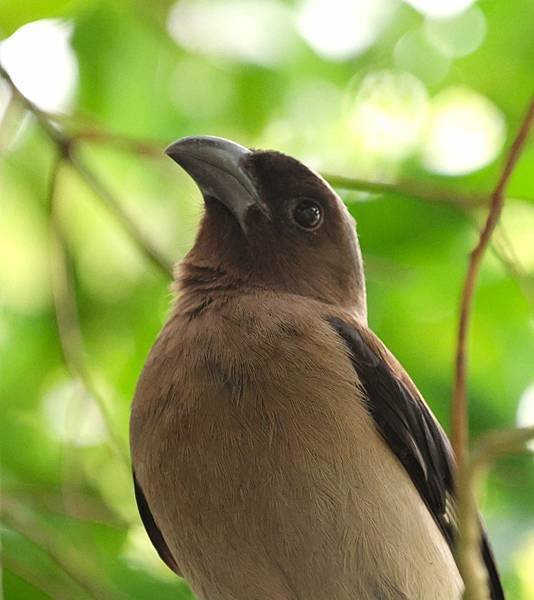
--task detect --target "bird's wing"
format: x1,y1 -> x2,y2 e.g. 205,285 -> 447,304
326,315 -> 504,600
133,471 -> 181,575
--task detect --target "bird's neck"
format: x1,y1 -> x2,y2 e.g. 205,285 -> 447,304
173,260 -> 256,319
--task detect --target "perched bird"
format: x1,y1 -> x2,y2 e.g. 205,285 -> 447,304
130,136 -> 504,600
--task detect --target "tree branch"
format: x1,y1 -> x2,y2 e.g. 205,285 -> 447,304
0,63 -> 174,279
68,151 -> 174,277
323,173 -> 488,207
1,499 -> 107,599
449,96 -> 534,599
455,426 -> 534,600
451,97 -> 534,468
4,63 -> 519,212
71,127 -> 493,206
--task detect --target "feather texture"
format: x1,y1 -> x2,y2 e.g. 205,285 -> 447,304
326,315 -> 504,600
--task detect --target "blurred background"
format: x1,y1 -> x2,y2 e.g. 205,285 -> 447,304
0,0 -> 533,598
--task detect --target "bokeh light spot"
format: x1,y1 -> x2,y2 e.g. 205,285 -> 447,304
515,535 -> 534,596
42,379 -> 107,448
0,19 -> 77,113
421,86 -> 505,175
0,79 -> 12,122
167,0 -> 294,66
123,525 -> 178,579
403,0 -> 476,19
517,383 -> 534,452
297,0 -> 395,61
394,29 -> 450,85
0,187 -> 51,314
348,70 -> 428,160
425,6 -> 486,58
171,57 -> 234,119
499,205 -> 534,273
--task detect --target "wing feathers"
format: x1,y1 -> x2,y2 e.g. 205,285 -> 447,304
326,315 -> 504,600
133,471 -> 180,575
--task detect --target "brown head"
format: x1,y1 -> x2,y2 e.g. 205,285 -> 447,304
166,136 -> 367,322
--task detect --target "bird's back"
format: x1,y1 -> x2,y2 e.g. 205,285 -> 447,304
130,291 -> 461,600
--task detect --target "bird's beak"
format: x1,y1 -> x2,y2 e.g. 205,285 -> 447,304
165,135 -> 268,230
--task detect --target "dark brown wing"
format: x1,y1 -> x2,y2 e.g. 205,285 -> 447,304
326,315 -> 504,600
133,471 -> 180,575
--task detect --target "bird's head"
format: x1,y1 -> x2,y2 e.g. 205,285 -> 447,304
166,136 -> 367,322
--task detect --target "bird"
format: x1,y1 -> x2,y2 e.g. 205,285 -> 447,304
130,136 -> 504,600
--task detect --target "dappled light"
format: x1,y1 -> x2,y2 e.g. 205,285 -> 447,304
41,379 -> 107,447
1,0 -> 533,598
0,18 -> 77,112
421,86 -> 506,175
347,70 -> 428,160
424,6 -> 486,58
297,0 -> 395,61
517,383 -> 534,451
403,0 -> 477,19
167,0 -> 294,67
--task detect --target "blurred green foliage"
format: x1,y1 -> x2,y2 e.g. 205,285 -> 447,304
1,0 -> 533,598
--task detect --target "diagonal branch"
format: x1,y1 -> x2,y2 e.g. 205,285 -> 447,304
0,63 -> 174,279
68,151 -> 174,277
455,426 -> 534,600
451,96 -> 534,468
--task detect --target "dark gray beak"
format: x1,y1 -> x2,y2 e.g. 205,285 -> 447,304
165,135 -> 268,230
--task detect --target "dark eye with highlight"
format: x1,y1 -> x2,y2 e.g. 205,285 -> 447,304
293,200 -> 323,230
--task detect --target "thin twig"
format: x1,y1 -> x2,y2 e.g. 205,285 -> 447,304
455,426 -> 534,600
0,63 -> 174,279
2,555 -> 79,600
73,133 -> 500,207
450,96 -> 534,599
74,128 -> 163,158
68,151 -> 174,277
0,63 -> 69,147
48,157 -> 130,465
451,97 -> 534,468
1,63 -> 515,212
1,501 -> 100,599
323,173 -> 488,207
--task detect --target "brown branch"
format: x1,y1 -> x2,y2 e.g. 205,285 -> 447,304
451,97 -> 534,468
74,128 -> 163,158
449,96 -> 534,599
455,426 -> 534,600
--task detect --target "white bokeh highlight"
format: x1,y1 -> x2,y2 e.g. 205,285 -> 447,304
517,383 -> 534,452
42,379 -> 107,447
0,80 -> 12,122
421,87 -> 505,175
403,0 -> 476,19
297,0 -> 395,61
167,0 -> 294,66
348,70 -> 429,159
0,19 -> 77,113
425,6 -> 487,58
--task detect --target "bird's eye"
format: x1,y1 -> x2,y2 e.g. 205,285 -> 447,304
292,200 -> 323,230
